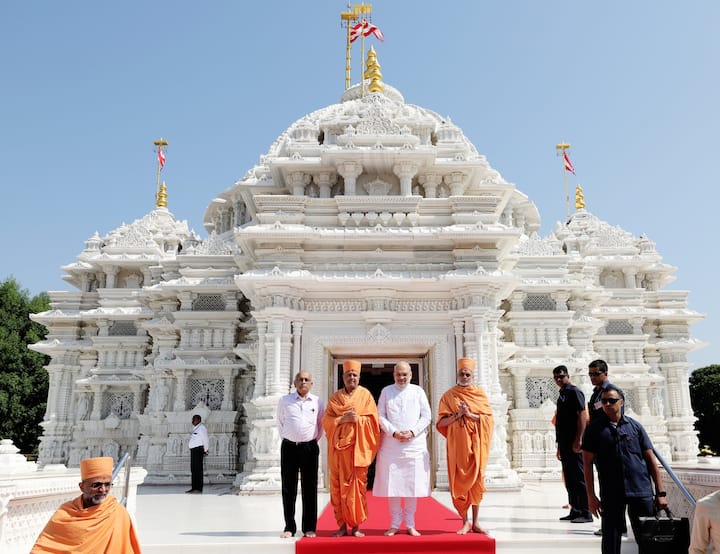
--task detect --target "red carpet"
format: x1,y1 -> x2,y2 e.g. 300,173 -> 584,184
296,492 -> 495,554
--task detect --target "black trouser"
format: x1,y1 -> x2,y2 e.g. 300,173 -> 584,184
600,494 -> 654,554
281,438 -> 319,534
558,445 -> 590,516
190,446 -> 205,491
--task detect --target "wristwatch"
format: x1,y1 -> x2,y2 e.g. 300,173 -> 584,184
655,491 -> 667,497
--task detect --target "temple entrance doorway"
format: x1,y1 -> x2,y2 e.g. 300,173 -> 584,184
330,355 -> 431,489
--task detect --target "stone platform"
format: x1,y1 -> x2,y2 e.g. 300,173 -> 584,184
136,482 -> 638,554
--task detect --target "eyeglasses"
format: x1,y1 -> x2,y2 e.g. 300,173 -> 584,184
588,371 -> 604,377
296,377 -> 311,382
553,375 -> 568,380
89,481 -> 113,489
458,372 -> 472,377
601,397 -> 621,405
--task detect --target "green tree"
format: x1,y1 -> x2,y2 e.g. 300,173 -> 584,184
0,277 -> 50,454
689,364 -> 720,455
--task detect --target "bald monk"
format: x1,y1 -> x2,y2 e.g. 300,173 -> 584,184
437,357 -> 494,535
322,359 -> 380,537
31,456 -> 141,553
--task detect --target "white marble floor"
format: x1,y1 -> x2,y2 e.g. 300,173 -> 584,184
136,481 -> 639,553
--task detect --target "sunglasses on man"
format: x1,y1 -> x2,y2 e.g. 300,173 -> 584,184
600,397 -> 621,405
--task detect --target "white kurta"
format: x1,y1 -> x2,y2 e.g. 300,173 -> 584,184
373,383 -> 432,497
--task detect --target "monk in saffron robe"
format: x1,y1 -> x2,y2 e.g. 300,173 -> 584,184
322,359 -> 380,537
32,456 -> 142,553
437,357 -> 494,535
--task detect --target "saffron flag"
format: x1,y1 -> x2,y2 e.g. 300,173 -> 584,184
364,22 -> 384,42
563,151 -> 575,175
350,21 -> 365,43
158,146 -> 166,170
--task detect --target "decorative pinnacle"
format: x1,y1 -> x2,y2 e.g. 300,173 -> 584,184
364,46 -> 383,93
575,184 -> 585,210
156,182 -> 168,208
555,142 -> 570,151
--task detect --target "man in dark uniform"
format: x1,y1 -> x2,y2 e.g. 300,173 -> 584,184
587,359 -> 612,423
553,365 -> 592,523
582,385 -> 668,554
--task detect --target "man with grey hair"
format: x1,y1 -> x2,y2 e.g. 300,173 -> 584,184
374,361 -> 432,537
277,370 -> 324,538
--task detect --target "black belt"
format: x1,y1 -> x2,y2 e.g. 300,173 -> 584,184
283,438 -> 316,446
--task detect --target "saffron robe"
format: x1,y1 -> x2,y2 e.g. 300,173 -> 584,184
436,384 -> 494,518
322,385 -> 380,527
31,494 -> 141,553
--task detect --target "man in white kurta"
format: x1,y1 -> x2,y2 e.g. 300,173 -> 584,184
374,361 -> 432,536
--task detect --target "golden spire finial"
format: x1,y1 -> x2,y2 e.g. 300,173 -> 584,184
156,181 -> 168,208
575,184 -> 585,210
364,46 -> 383,93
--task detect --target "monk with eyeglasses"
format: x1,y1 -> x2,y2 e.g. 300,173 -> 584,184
31,456 -> 141,553
437,357 -> 494,535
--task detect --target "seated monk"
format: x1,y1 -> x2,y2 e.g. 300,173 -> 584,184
31,456 -> 141,553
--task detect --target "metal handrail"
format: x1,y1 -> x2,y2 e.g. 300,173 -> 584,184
112,452 -> 132,507
653,447 -> 696,509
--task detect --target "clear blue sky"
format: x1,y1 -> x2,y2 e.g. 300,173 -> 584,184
1,1 -> 717,369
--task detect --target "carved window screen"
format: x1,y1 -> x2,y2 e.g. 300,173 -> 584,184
109,321 -> 137,336
189,378 -> 224,410
192,294 -> 225,311
523,294 -> 557,311
525,377 -> 559,408
606,320 -> 633,335
102,392 -> 134,419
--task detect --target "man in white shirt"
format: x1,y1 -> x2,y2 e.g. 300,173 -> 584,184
277,370 -> 325,538
187,414 -> 209,493
374,361 -> 432,537
690,489 -> 720,554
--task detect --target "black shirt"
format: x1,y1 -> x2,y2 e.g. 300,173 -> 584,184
555,382 -> 586,446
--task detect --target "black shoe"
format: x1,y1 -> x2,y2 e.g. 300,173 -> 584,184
571,515 -> 593,523
559,511 -> 580,521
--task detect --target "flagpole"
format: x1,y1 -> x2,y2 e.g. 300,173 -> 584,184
556,142 -> 571,221
355,3 -> 372,96
340,6 -> 356,90
153,138 -> 168,206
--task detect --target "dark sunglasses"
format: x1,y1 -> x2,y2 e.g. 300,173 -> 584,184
588,371 -> 604,377
89,481 -> 113,489
601,397 -> 621,405
553,375 -> 568,380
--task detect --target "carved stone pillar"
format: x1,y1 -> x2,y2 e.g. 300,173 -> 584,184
444,172 -> 467,196
418,173 -> 442,198
336,161 -> 363,196
510,367 -> 530,409
288,171 -> 310,196
314,172 -> 336,199
452,319 -> 464,362
393,162 -> 419,197
291,320 -> 303,389
254,320 -> 268,397
623,268 -> 637,289
104,266 -> 118,289
463,311 -> 522,489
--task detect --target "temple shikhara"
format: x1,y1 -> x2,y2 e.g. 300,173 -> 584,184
29,19 -> 703,493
